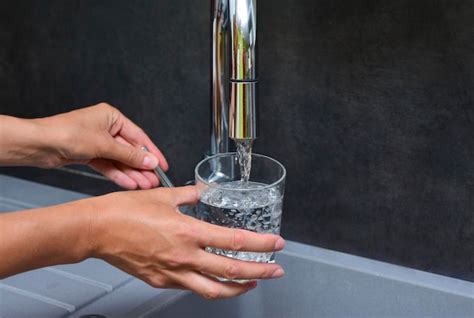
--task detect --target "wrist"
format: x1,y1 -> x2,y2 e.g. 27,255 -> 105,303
32,116 -> 69,165
67,197 -> 101,262
81,194 -> 113,260
0,115 -> 53,167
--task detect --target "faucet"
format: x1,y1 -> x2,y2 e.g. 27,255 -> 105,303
210,0 -> 258,155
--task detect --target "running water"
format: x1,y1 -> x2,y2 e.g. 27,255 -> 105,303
236,139 -> 253,183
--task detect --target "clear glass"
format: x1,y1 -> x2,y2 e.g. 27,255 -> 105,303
195,152 -> 286,270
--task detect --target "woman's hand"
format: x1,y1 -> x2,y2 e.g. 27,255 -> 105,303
0,186 -> 285,298
0,103 -> 167,189
88,186 -> 286,299
39,103 -> 168,189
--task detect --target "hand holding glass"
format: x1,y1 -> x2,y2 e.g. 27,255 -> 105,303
195,153 -> 286,276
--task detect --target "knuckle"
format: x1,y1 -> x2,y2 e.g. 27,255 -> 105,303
164,250 -> 191,269
174,222 -> 191,240
223,264 -> 239,280
177,254 -> 193,267
149,276 -> 166,288
231,230 -> 245,250
261,266 -> 276,279
97,102 -> 113,111
203,287 -> 221,300
38,157 -> 62,169
176,220 -> 200,244
127,149 -> 140,164
96,103 -> 121,125
164,254 -> 182,268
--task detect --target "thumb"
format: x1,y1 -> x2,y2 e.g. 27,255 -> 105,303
102,140 -> 159,170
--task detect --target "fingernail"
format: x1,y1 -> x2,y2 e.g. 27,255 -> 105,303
274,238 -> 285,250
272,268 -> 285,278
143,155 -> 158,169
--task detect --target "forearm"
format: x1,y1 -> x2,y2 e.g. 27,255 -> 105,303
0,115 -> 60,167
0,199 -> 95,278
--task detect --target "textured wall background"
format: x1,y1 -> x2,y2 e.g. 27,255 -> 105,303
0,0 -> 473,281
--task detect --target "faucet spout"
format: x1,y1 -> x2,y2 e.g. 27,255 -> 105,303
229,0 -> 258,141
210,0 -> 258,155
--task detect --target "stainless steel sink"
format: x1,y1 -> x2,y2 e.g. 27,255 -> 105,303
1,175 -> 473,318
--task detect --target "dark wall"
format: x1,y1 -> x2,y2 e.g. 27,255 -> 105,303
0,0 -> 473,281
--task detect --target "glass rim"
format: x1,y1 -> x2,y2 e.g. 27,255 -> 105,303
195,152 -> 286,191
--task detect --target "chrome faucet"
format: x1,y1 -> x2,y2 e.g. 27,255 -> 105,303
210,0 -> 258,155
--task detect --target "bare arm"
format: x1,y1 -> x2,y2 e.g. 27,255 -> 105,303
0,103 -> 169,189
0,187 -> 285,299
0,104 -> 286,299
0,115 -> 54,167
0,199 -> 93,278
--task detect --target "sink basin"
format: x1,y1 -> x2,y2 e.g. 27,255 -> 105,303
1,175 -> 473,318
134,242 -> 473,318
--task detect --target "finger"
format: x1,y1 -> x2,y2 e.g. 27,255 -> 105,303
112,135 -> 163,176
101,138 -> 159,170
141,170 -> 160,188
197,224 -> 285,253
89,159 -> 138,190
118,115 -> 169,171
115,163 -> 153,189
197,250 -> 284,281
156,186 -> 200,207
113,136 -> 160,187
140,138 -> 169,172
173,270 -> 257,300
148,281 -> 183,290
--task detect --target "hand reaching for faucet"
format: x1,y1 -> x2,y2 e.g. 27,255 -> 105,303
0,186 -> 286,299
0,103 -> 167,189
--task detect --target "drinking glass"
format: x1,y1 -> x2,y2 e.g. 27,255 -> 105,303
195,152 -> 286,267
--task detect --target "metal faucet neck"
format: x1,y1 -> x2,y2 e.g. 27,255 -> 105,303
210,0 -> 258,155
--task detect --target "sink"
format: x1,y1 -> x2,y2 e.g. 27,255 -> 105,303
134,242 -> 473,318
1,175 -> 473,318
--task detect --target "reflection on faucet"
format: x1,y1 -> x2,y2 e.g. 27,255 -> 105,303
211,0 -> 258,155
